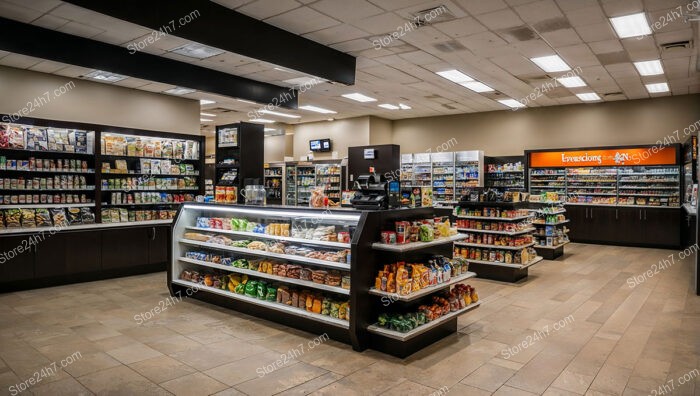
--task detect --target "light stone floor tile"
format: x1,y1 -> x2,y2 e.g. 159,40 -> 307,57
0,243 -> 697,395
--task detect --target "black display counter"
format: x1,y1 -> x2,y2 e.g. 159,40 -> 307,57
0,221 -> 171,292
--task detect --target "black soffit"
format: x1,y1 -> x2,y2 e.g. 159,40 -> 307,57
63,0 -> 357,85
0,17 -> 297,109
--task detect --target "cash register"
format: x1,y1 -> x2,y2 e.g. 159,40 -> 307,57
350,174 -> 389,210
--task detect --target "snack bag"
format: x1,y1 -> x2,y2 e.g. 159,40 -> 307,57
80,208 -> 95,224
35,208 -> 52,227
20,209 -> 36,228
66,208 -> 82,225
50,208 -> 68,227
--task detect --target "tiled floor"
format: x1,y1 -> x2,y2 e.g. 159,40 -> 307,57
1,243 -> 699,395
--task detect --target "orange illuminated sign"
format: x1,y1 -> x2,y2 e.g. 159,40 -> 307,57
529,147 -> 677,168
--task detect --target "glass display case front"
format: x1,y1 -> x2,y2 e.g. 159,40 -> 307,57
171,204 -> 360,327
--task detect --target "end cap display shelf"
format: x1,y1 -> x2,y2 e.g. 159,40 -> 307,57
527,202 -> 570,260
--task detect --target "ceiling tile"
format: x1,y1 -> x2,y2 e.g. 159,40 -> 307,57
555,0 -> 598,11
574,22 -> 617,42
453,0 -> 508,14
511,39 -> 556,57
237,0 -> 301,19
557,43 -> 601,67
475,8 -> 524,30
643,0 -> 690,12
331,38 -> 374,52
588,39 -> 623,54
565,5 -> 607,26
540,28 -> 582,46
0,53 -> 41,69
31,14 -> 69,30
55,21 -> 106,38
311,0 -> 384,22
302,23 -> 370,45
350,11 -> 406,34
433,17 -> 487,38
367,0 -> 433,11
28,60 -> 69,74
265,7 -> 341,34
0,1 -> 43,22
4,0 -> 61,13
514,0 -> 564,23
458,31 -> 508,51
599,0 -> 644,17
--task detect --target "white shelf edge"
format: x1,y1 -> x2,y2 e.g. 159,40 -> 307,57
533,241 -> 570,249
454,215 -> 533,222
172,279 -> 350,328
371,233 -> 466,252
185,226 -> 351,249
466,256 -> 543,269
178,239 -> 351,270
0,219 -> 172,235
178,257 -> 349,295
367,302 -> 481,341
455,242 -> 535,251
532,220 -> 570,226
368,272 -> 476,301
0,203 -> 95,209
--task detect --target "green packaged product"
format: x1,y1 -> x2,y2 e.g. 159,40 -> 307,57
378,313 -> 389,327
265,287 -> 277,302
256,282 -> 267,299
419,224 -> 434,242
234,283 -> 245,294
230,218 -> 240,230
329,302 -> 340,318
244,281 -> 257,297
233,259 -> 248,268
239,219 -> 249,231
321,299 -> 331,316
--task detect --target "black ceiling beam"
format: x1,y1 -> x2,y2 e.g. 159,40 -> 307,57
0,17 -> 297,108
63,0 -> 356,85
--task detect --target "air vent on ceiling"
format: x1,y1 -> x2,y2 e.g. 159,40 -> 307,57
660,40 -> 693,52
596,51 -> 631,66
532,17 -> 571,33
442,103 -> 457,110
432,40 -> 467,53
603,92 -> 626,99
499,26 -> 539,42
410,5 -> 454,26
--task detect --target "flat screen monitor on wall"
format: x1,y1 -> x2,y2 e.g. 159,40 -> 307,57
310,138 -> 331,152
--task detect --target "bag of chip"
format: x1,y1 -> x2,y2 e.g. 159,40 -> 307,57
265,287 -> 277,301
80,208 -> 95,224
119,208 -> 128,222
5,209 -> 21,228
256,281 -> 267,299
35,208 -> 51,227
0,210 -> 5,228
244,281 -> 257,297
50,208 -> 68,227
20,209 -> 35,228
66,208 -> 82,225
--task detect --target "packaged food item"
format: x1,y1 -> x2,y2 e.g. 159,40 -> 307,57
66,208 -> 82,225
20,209 -> 35,228
35,208 -> 51,227
50,208 -> 68,227
80,208 -> 95,224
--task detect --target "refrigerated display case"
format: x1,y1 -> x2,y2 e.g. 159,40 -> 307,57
529,168 -> 566,196
316,163 -> 342,203
285,165 -> 296,206
455,151 -> 484,197
296,164 -> 316,206
264,163 -> 283,205
431,152 -> 455,204
169,203 -> 481,357
485,156 -> 525,192
566,167 -> 618,205
412,153 -> 432,188
400,154 -> 414,189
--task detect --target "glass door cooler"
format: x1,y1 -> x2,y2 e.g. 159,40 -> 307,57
431,152 -> 455,204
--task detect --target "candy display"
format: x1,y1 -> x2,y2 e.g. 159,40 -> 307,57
376,284 -> 478,333
178,269 -> 349,320
373,257 -> 469,296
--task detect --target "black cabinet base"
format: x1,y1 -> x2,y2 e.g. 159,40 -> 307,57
535,246 -> 564,260
0,262 -> 165,293
369,318 -> 457,359
171,283 -> 357,350
469,263 -> 528,283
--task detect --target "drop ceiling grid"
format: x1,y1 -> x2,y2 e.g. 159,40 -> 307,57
0,0 -> 695,124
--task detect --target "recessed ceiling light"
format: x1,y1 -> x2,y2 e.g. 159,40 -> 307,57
169,43 -> 224,59
378,104 -> 400,110
576,92 -> 602,101
259,109 -> 301,119
327,118 -> 335,121
200,99 -> 216,105
264,128 -> 276,131
645,82 -> 669,93
84,70 -> 127,82
436,69 -> 473,83
342,93 -> 377,102
633,60 -> 664,76
556,76 -> 587,88
283,76 -> 325,86
164,86 -> 196,95
497,99 -> 526,109
200,112 -> 216,117
273,67 -> 293,73
236,98 -> 257,104
298,105 -> 337,114
530,55 -> 570,73
609,12 -> 651,39
249,118 -> 275,123
200,118 -> 213,122
398,103 -> 412,110
460,81 -> 494,92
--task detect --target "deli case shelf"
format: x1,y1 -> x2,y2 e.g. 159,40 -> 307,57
169,204 -> 482,357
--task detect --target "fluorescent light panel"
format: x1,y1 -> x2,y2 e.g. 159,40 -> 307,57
645,82 -> 669,93
249,118 -> 275,123
200,118 -> 213,122
84,70 -> 127,82
556,76 -> 587,88
169,43 -> 224,59
164,86 -> 196,95
530,55 -> 570,72
236,99 -> 257,104
609,13 -> 651,39
576,93 -> 601,101
497,99 -> 526,109
341,93 -> 377,102
460,81 -> 494,92
634,60 -> 664,76
200,99 -> 216,105
436,69 -> 473,83
200,112 -> 216,117
378,104 -> 400,110
298,105 -> 337,114
398,103 -> 412,110
259,109 -> 301,119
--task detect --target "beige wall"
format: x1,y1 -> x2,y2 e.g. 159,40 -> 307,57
292,116 -> 370,160
264,134 -> 286,163
369,116 -> 393,145
393,95 -> 700,156
0,66 -> 200,135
